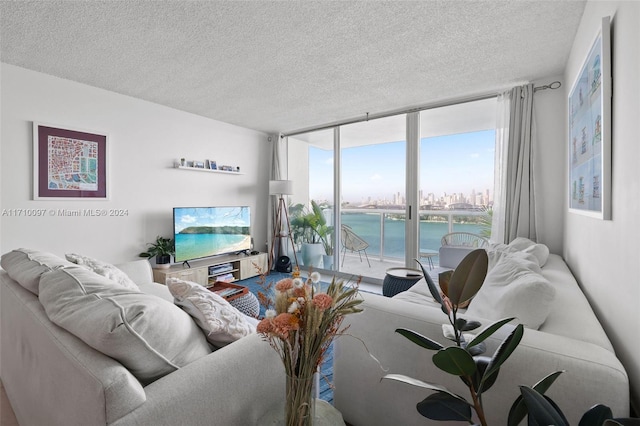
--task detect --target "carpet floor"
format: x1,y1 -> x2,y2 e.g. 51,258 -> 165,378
236,272 -> 337,404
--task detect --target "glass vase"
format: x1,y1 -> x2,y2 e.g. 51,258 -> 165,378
285,373 -> 316,426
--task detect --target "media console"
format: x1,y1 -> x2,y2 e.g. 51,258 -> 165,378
152,252 -> 268,287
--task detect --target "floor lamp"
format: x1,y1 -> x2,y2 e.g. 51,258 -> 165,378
269,180 -> 298,272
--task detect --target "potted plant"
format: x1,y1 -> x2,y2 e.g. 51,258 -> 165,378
290,201 -> 333,269
139,236 -> 174,269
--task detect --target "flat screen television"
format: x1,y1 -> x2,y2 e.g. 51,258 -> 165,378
173,206 -> 252,263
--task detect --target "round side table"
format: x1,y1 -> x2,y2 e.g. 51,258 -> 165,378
383,267 -> 423,297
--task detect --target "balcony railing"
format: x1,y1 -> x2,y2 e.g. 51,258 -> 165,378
339,207 -> 489,263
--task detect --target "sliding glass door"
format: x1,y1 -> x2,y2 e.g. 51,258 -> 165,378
287,98 -> 496,283
339,115 -> 407,278
418,99 -> 497,269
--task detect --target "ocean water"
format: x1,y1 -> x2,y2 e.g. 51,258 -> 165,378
342,213 -> 485,259
174,233 -> 251,262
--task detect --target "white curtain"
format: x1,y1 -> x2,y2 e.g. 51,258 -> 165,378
491,84 -> 537,244
268,133 -> 287,269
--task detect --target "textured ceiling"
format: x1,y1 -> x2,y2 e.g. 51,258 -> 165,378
0,1 -> 585,135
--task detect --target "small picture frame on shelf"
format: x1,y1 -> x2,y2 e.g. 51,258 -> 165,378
207,160 -> 217,170
186,161 -> 194,167
194,161 -> 205,169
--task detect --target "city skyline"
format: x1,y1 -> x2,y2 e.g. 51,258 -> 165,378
309,129 -> 496,204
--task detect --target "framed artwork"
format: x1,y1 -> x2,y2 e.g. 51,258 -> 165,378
568,16 -> 611,219
33,123 -> 109,200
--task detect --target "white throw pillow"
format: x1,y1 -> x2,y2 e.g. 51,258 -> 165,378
0,248 -> 74,295
167,278 -> 256,348
65,253 -> 139,291
39,266 -> 211,385
465,252 -> 556,329
507,238 -> 550,267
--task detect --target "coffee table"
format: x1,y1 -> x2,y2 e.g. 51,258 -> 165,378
258,399 -> 345,425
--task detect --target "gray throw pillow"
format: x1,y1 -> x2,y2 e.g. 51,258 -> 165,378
39,266 -> 211,385
0,248 -> 74,295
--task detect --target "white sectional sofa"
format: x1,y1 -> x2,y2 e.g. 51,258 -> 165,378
334,239 -> 630,425
0,249 -> 284,426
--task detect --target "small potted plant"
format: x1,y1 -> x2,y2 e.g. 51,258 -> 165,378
139,236 -> 174,269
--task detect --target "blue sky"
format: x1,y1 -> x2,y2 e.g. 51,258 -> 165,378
173,207 -> 250,233
309,130 -> 495,202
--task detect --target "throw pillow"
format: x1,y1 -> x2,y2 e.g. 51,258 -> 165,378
465,252 -> 556,329
39,266 -> 211,385
507,237 -> 550,267
65,253 -> 139,291
167,278 -> 256,348
0,248 -> 74,295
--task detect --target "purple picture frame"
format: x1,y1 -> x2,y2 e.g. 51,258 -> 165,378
33,123 -> 109,200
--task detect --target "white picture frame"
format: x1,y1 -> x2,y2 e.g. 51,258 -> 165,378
568,16 -> 611,220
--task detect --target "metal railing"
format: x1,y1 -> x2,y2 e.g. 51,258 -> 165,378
340,208 -> 489,262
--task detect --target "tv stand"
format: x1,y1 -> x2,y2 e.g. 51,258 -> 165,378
152,252 -> 268,287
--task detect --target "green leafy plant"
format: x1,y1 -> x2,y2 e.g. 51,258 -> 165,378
290,200 -> 334,253
382,248 -> 636,425
383,249 -> 515,426
139,236 -> 174,264
478,207 -> 493,239
510,380 -> 638,426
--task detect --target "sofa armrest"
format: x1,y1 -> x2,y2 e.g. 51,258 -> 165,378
111,333 -> 285,426
1,274 -> 146,426
438,245 -> 475,269
115,259 -> 154,284
334,292 -> 629,426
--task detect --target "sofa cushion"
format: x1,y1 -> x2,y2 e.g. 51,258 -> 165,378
0,248 -> 74,295
465,251 -> 556,329
65,253 -> 140,291
39,266 -> 211,385
167,278 -> 256,348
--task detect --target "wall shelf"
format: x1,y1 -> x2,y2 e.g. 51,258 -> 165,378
174,165 -> 244,175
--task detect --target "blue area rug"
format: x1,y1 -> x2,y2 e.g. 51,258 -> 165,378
237,272 -> 336,404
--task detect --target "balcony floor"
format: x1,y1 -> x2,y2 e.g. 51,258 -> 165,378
322,252 -> 445,295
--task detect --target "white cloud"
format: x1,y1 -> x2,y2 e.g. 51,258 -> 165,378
181,215 -> 196,223
370,173 -> 382,181
470,153 -> 480,158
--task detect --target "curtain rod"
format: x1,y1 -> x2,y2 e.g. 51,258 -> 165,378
282,81 -> 561,138
534,80 -> 562,92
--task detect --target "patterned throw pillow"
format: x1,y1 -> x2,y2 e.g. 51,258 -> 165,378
167,278 -> 256,348
65,253 -> 139,291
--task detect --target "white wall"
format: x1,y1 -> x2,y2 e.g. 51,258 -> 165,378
0,64 -> 271,264
533,75 -> 566,255
564,1 -> 640,413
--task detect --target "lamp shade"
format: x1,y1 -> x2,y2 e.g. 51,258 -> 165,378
269,180 -> 293,195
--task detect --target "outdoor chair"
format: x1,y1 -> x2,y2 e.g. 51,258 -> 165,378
340,224 -> 371,267
439,232 -> 489,269
441,232 -> 489,248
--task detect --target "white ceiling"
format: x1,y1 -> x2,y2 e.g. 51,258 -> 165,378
0,1 -> 585,135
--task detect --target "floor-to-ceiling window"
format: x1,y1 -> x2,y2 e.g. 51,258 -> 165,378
339,115 -> 406,278
287,97 -> 496,283
418,99 -> 496,267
